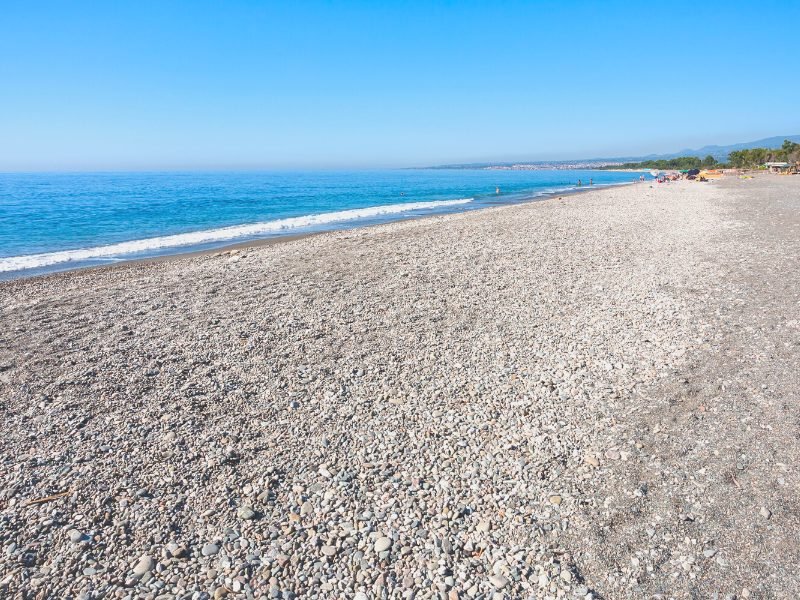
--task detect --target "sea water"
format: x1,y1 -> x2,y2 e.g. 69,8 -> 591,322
0,169 -> 636,279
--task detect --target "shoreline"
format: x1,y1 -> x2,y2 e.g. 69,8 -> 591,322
0,181 -> 632,285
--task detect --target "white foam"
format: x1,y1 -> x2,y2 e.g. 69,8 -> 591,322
0,198 -> 473,273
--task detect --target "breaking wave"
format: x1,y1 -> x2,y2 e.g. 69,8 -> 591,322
0,198 -> 473,273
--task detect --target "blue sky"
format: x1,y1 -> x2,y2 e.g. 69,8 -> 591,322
1,0 -> 798,170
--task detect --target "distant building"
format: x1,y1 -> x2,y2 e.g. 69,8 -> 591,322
764,161 -> 791,173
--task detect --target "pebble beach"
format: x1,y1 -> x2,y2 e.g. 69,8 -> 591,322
1,176 -> 799,599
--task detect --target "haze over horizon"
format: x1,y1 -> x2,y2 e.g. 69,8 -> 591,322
2,0 -> 799,171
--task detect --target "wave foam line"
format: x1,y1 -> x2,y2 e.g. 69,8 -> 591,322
0,198 -> 473,273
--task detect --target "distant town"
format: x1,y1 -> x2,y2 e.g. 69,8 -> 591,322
426,160 -> 623,170
483,161 -> 619,170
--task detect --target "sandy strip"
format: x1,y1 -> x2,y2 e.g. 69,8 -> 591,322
1,176 -> 798,598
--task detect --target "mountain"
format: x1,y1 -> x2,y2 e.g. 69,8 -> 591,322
650,135 -> 800,162
428,135 -> 800,169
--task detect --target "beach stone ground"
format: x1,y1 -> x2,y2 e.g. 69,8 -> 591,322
1,175 -> 798,599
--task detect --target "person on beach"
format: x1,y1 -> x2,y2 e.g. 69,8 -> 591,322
589,178 -> 593,185
577,179 -> 582,187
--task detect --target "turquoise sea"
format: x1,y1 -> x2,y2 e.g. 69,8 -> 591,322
0,169 -> 638,279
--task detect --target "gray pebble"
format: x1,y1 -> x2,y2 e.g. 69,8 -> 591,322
132,554 -> 154,577
237,505 -> 256,520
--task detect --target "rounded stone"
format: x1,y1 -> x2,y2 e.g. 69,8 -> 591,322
374,536 -> 392,552
68,529 -> 84,543
132,554 -> 154,577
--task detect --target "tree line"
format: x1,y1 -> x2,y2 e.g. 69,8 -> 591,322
600,139 -> 800,170
602,155 -> 718,170
727,140 -> 800,168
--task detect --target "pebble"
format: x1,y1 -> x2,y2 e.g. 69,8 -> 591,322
584,454 -> 600,467
374,537 -> 392,553
237,505 -> 256,520
213,586 -> 228,599
67,529 -> 84,543
132,555 -> 154,577
167,542 -> 188,558
202,544 -> 220,557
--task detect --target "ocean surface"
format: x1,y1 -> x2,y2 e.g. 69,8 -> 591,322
0,169 -> 637,279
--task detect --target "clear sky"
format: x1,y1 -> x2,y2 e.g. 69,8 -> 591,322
2,0 -> 798,170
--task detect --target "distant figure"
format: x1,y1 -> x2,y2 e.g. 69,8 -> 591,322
577,179 -> 582,187
400,192 -> 405,196
589,178 -> 593,185
495,187 -> 500,195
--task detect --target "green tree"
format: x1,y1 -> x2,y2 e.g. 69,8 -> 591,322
751,148 -> 768,166
701,155 -> 717,168
727,147 -> 774,168
782,139 -> 799,154
727,150 -> 744,168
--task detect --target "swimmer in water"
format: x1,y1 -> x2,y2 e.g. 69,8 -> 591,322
496,187 -> 500,194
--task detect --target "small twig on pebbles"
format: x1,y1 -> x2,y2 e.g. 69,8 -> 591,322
25,490 -> 71,506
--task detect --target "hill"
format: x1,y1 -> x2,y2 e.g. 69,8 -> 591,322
428,135 -> 800,169
654,135 -> 800,162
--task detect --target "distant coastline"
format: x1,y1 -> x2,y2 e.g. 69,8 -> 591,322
425,161 -> 624,171
424,133 -> 800,171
